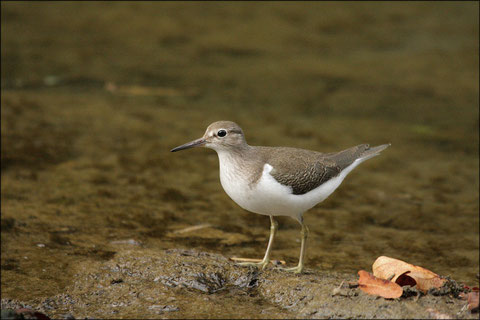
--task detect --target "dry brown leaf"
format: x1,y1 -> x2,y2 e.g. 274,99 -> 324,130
173,223 -> 212,234
166,226 -> 250,246
372,256 -> 445,292
357,270 -> 403,299
460,291 -> 479,312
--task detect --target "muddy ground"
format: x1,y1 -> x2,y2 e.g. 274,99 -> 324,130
1,2 -> 479,319
1,248 -> 477,319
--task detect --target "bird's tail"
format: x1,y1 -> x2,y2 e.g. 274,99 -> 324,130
358,143 -> 391,161
327,143 -> 390,170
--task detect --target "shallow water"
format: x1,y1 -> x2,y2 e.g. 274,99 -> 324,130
1,2 -> 479,317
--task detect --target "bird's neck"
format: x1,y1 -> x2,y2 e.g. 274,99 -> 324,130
215,144 -> 261,183
215,144 -> 251,167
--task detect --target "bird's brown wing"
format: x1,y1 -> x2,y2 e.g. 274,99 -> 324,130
265,144 -> 370,195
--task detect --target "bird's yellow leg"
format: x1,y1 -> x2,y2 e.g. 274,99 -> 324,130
280,220 -> 309,274
236,216 -> 278,270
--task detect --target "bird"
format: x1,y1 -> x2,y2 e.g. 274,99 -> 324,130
171,121 -> 390,273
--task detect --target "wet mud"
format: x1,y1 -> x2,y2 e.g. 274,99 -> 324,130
1,249 -> 478,319
1,2 -> 479,318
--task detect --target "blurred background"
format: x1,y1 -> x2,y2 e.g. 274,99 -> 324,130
1,0 -> 478,305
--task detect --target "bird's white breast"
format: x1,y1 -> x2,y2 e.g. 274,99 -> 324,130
217,151 -> 254,211
217,151 -> 367,220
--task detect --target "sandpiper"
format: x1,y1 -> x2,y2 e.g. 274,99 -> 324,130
171,121 -> 389,274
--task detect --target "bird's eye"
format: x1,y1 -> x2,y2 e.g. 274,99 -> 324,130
217,129 -> 227,137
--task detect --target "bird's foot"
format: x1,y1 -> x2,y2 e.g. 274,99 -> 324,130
233,258 -> 270,270
278,264 -> 304,274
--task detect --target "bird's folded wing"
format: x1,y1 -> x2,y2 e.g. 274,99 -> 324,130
267,144 -> 370,195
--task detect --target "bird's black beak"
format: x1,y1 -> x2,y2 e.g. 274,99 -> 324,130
170,138 -> 206,152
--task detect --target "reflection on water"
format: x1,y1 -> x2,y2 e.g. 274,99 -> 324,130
1,1 -> 478,315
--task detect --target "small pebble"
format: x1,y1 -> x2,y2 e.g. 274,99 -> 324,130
148,305 -> 179,312
110,239 -> 142,246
